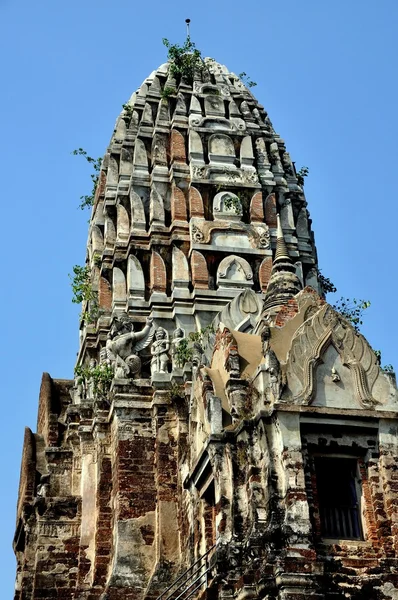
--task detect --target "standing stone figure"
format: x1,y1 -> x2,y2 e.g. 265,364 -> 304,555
86,358 -> 97,399
171,328 -> 185,370
151,327 -> 170,375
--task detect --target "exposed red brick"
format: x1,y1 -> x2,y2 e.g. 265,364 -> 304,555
170,129 -> 186,164
171,185 -> 187,222
150,251 -> 167,293
99,276 -> 112,310
250,191 -> 264,223
189,187 -> 204,218
259,257 -> 273,291
191,250 -> 208,289
275,298 -> 299,327
264,193 -> 277,227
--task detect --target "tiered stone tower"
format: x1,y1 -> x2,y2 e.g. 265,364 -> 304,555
14,53 -> 398,600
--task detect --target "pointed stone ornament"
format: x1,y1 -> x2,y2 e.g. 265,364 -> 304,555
149,76 -> 161,94
104,216 -> 116,249
156,99 -> 170,125
107,156 -> 119,186
114,117 -> 127,143
240,135 -> 254,167
262,214 -> 302,312
116,203 -> 130,241
189,95 -> 202,115
150,186 -> 165,228
91,225 -> 104,256
120,148 -> 133,177
112,267 -> 127,310
229,99 -> 240,117
130,190 -> 146,231
127,255 -> 145,299
172,246 -> 190,289
142,102 -> 154,125
274,214 -> 291,262
189,130 -> 204,163
133,139 -> 149,176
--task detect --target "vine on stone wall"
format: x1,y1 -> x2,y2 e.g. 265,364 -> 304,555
72,148 -> 102,210
69,264 -> 99,324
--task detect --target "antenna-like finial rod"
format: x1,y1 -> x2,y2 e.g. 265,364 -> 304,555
185,18 -> 191,39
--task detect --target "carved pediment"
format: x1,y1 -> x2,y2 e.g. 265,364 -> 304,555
286,304 -> 389,409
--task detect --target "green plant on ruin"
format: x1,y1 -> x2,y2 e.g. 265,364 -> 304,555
383,364 -> 394,373
72,148 -> 102,210
188,324 -> 215,345
238,71 -> 257,88
296,166 -> 309,187
74,362 -> 114,398
160,86 -> 176,100
93,253 -> 102,268
167,382 -> 186,402
318,270 -> 337,295
122,103 -> 134,118
332,298 -> 371,333
174,338 -> 193,367
163,37 -> 207,84
69,264 -> 99,325
174,325 -> 215,367
223,194 -> 242,214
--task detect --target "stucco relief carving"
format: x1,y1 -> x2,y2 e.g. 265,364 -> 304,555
190,218 -> 266,251
217,255 -> 253,289
286,304 -> 381,408
106,313 -> 155,379
150,327 -> 170,375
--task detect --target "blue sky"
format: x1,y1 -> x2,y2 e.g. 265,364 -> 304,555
1,0 -> 397,595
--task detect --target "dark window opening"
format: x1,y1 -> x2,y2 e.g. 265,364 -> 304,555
315,457 -> 363,540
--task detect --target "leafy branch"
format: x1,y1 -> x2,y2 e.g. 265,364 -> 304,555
72,148 -> 102,210
160,86 -> 176,100
296,166 -> 309,187
74,362 -> 114,398
238,72 -> 257,88
122,103 -> 134,118
69,264 -> 99,324
174,325 -> 215,367
318,270 -> 337,295
332,298 -> 371,332
163,37 -> 207,84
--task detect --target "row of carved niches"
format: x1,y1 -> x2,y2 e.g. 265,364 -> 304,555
89,185 -> 279,255
93,250 -> 276,312
118,63 -> 275,136
105,129 -> 297,188
188,131 -> 298,181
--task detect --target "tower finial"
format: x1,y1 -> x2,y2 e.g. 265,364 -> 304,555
185,18 -> 191,40
274,214 -> 291,263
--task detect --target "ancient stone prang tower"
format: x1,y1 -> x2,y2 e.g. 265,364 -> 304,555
13,50 -> 398,600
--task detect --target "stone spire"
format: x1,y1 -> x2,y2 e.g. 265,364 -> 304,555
262,214 -> 302,312
13,52 -> 321,600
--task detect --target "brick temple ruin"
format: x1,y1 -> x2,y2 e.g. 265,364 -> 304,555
13,52 -> 398,600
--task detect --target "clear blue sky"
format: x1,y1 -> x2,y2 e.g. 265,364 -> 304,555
1,0 -> 397,595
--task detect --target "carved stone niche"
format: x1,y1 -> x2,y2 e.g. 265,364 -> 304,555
208,133 -> 236,166
213,191 -> 242,221
217,255 -> 253,289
